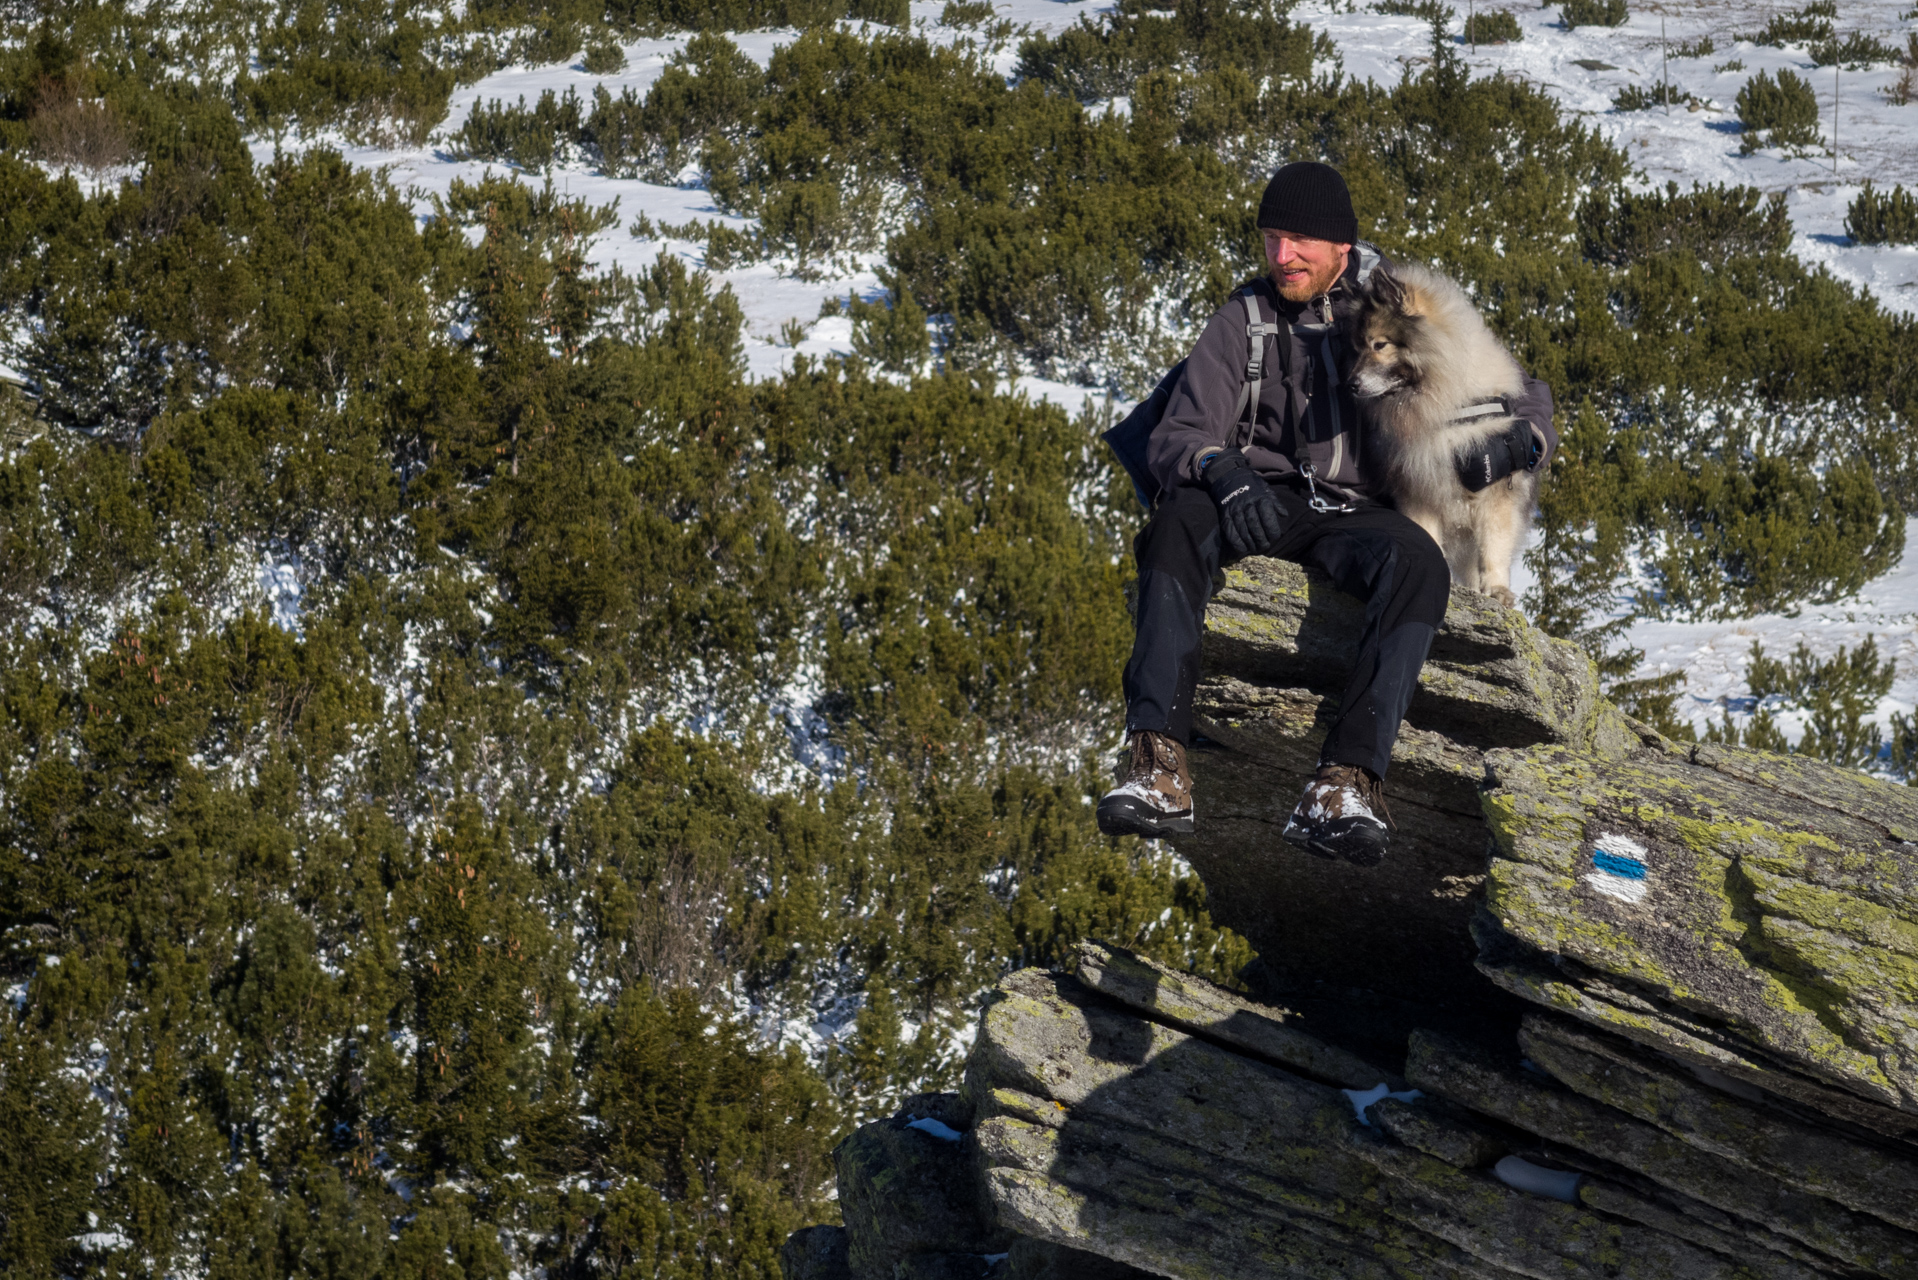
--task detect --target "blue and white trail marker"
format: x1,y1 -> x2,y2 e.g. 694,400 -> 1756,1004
1583,834 -> 1650,904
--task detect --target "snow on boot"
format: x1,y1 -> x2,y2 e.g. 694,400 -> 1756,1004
1282,763 -> 1391,866
1097,731 -> 1194,838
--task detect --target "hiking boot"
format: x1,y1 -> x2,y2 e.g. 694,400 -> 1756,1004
1282,763 -> 1392,867
1097,731 -> 1194,838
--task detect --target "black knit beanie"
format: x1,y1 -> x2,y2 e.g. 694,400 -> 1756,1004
1256,162 -> 1358,244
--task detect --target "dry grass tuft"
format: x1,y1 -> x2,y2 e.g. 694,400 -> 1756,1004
27,75 -> 133,173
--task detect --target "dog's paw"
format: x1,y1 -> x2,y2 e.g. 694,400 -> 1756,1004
1487,585 -> 1517,608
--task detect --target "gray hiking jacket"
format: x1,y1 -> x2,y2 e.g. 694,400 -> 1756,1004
1144,249 -> 1557,505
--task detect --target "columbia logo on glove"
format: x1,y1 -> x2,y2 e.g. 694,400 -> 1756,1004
1457,419 -> 1539,493
1204,450 -> 1287,559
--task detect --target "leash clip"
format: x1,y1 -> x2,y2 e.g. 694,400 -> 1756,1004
1298,462 -> 1356,514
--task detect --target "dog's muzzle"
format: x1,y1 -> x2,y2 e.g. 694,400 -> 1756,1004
1352,367 -> 1405,398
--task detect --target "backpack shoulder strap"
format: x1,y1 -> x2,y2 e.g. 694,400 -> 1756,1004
1235,285 -> 1283,446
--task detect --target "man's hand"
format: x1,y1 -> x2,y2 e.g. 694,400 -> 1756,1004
1456,419 -> 1540,492
1204,450 -> 1286,558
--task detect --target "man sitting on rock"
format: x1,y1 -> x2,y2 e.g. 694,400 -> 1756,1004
1096,162 -> 1555,865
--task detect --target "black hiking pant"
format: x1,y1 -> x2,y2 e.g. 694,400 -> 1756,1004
1123,482 -> 1450,779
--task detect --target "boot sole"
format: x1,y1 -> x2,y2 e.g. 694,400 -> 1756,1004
1283,824 -> 1387,868
1097,797 -> 1194,839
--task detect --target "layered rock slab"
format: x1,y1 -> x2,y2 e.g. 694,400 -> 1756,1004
974,971 -> 1741,1280
794,941 -> 1911,1280
1405,1029 -> 1918,1277
962,950 -> 1842,1280
1476,735 -> 1918,1131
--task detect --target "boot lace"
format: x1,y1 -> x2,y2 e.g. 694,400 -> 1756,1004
1125,731 -> 1176,782
1360,770 -> 1395,830
1321,764 -> 1394,829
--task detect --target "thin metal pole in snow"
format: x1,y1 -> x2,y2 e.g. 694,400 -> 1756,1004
1835,62 -> 1841,174
1663,17 -> 1670,115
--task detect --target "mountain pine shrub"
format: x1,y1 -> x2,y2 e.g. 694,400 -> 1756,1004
1707,639 -> 1897,767
1560,0 -> 1627,28
1613,80 -> 1700,110
1013,0 -> 1325,105
593,32 -> 765,181
1579,183 -> 1791,264
1463,9 -> 1522,43
1891,711 -> 1918,782
451,88 -> 586,170
1846,180 -> 1918,244
582,38 -> 627,72
234,0 -> 459,144
1743,0 -> 1835,46
849,278 -> 932,374
1373,0 -> 1452,19
595,0 -> 904,30
1810,30 -> 1901,66
942,0 -> 999,23
1737,68 -> 1823,152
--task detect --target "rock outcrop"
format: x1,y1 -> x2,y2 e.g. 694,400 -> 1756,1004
783,561 -> 1918,1280
1182,558 -> 1639,1027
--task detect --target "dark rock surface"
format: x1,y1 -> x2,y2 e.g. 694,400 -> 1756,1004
781,1226 -> 852,1280
782,560 -> 1918,1280
1180,559 -> 1638,1018
834,1095 -> 1007,1280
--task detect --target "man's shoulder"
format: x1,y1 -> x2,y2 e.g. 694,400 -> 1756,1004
1190,276 -> 1275,342
1211,275 -> 1280,325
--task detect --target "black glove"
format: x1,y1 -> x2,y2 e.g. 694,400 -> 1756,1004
1456,418 -> 1540,492
1204,449 -> 1286,559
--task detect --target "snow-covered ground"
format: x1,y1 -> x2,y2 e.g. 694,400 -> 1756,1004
252,0 -> 1918,757
1629,522 -> 1918,742
1301,0 -> 1918,308
263,2 -> 1121,396
1510,518 -> 1918,743
289,0 -> 1918,382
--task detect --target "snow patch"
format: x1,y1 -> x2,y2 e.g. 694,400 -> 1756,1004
259,546 -> 304,633
1493,1155 -> 1584,1203
72,1231 -> 132,1253
904,1116 -> 964,1141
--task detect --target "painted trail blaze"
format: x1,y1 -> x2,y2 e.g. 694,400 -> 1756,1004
1583,833 -> 1651,904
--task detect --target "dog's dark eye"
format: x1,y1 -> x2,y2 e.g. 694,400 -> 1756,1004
1371,340 -> 1391,352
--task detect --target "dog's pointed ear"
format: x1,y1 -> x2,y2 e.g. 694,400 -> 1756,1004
1369,267 -> 1406,312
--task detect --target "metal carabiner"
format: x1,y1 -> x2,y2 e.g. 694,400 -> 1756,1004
1298,462 -> 1356,514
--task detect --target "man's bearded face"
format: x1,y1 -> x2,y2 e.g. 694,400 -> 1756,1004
1264,229 -> 1353,303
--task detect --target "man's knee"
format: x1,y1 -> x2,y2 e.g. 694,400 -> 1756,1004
1394,522 -> 1451,619
1135,484 -> 1220,576
1147,483 -> 1216,536
1396,518 -> 1448,578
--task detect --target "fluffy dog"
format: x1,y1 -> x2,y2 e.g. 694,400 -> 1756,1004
1350,262 -> 1535,607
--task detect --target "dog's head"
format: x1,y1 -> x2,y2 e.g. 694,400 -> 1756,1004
1350,269 -> 1431,400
